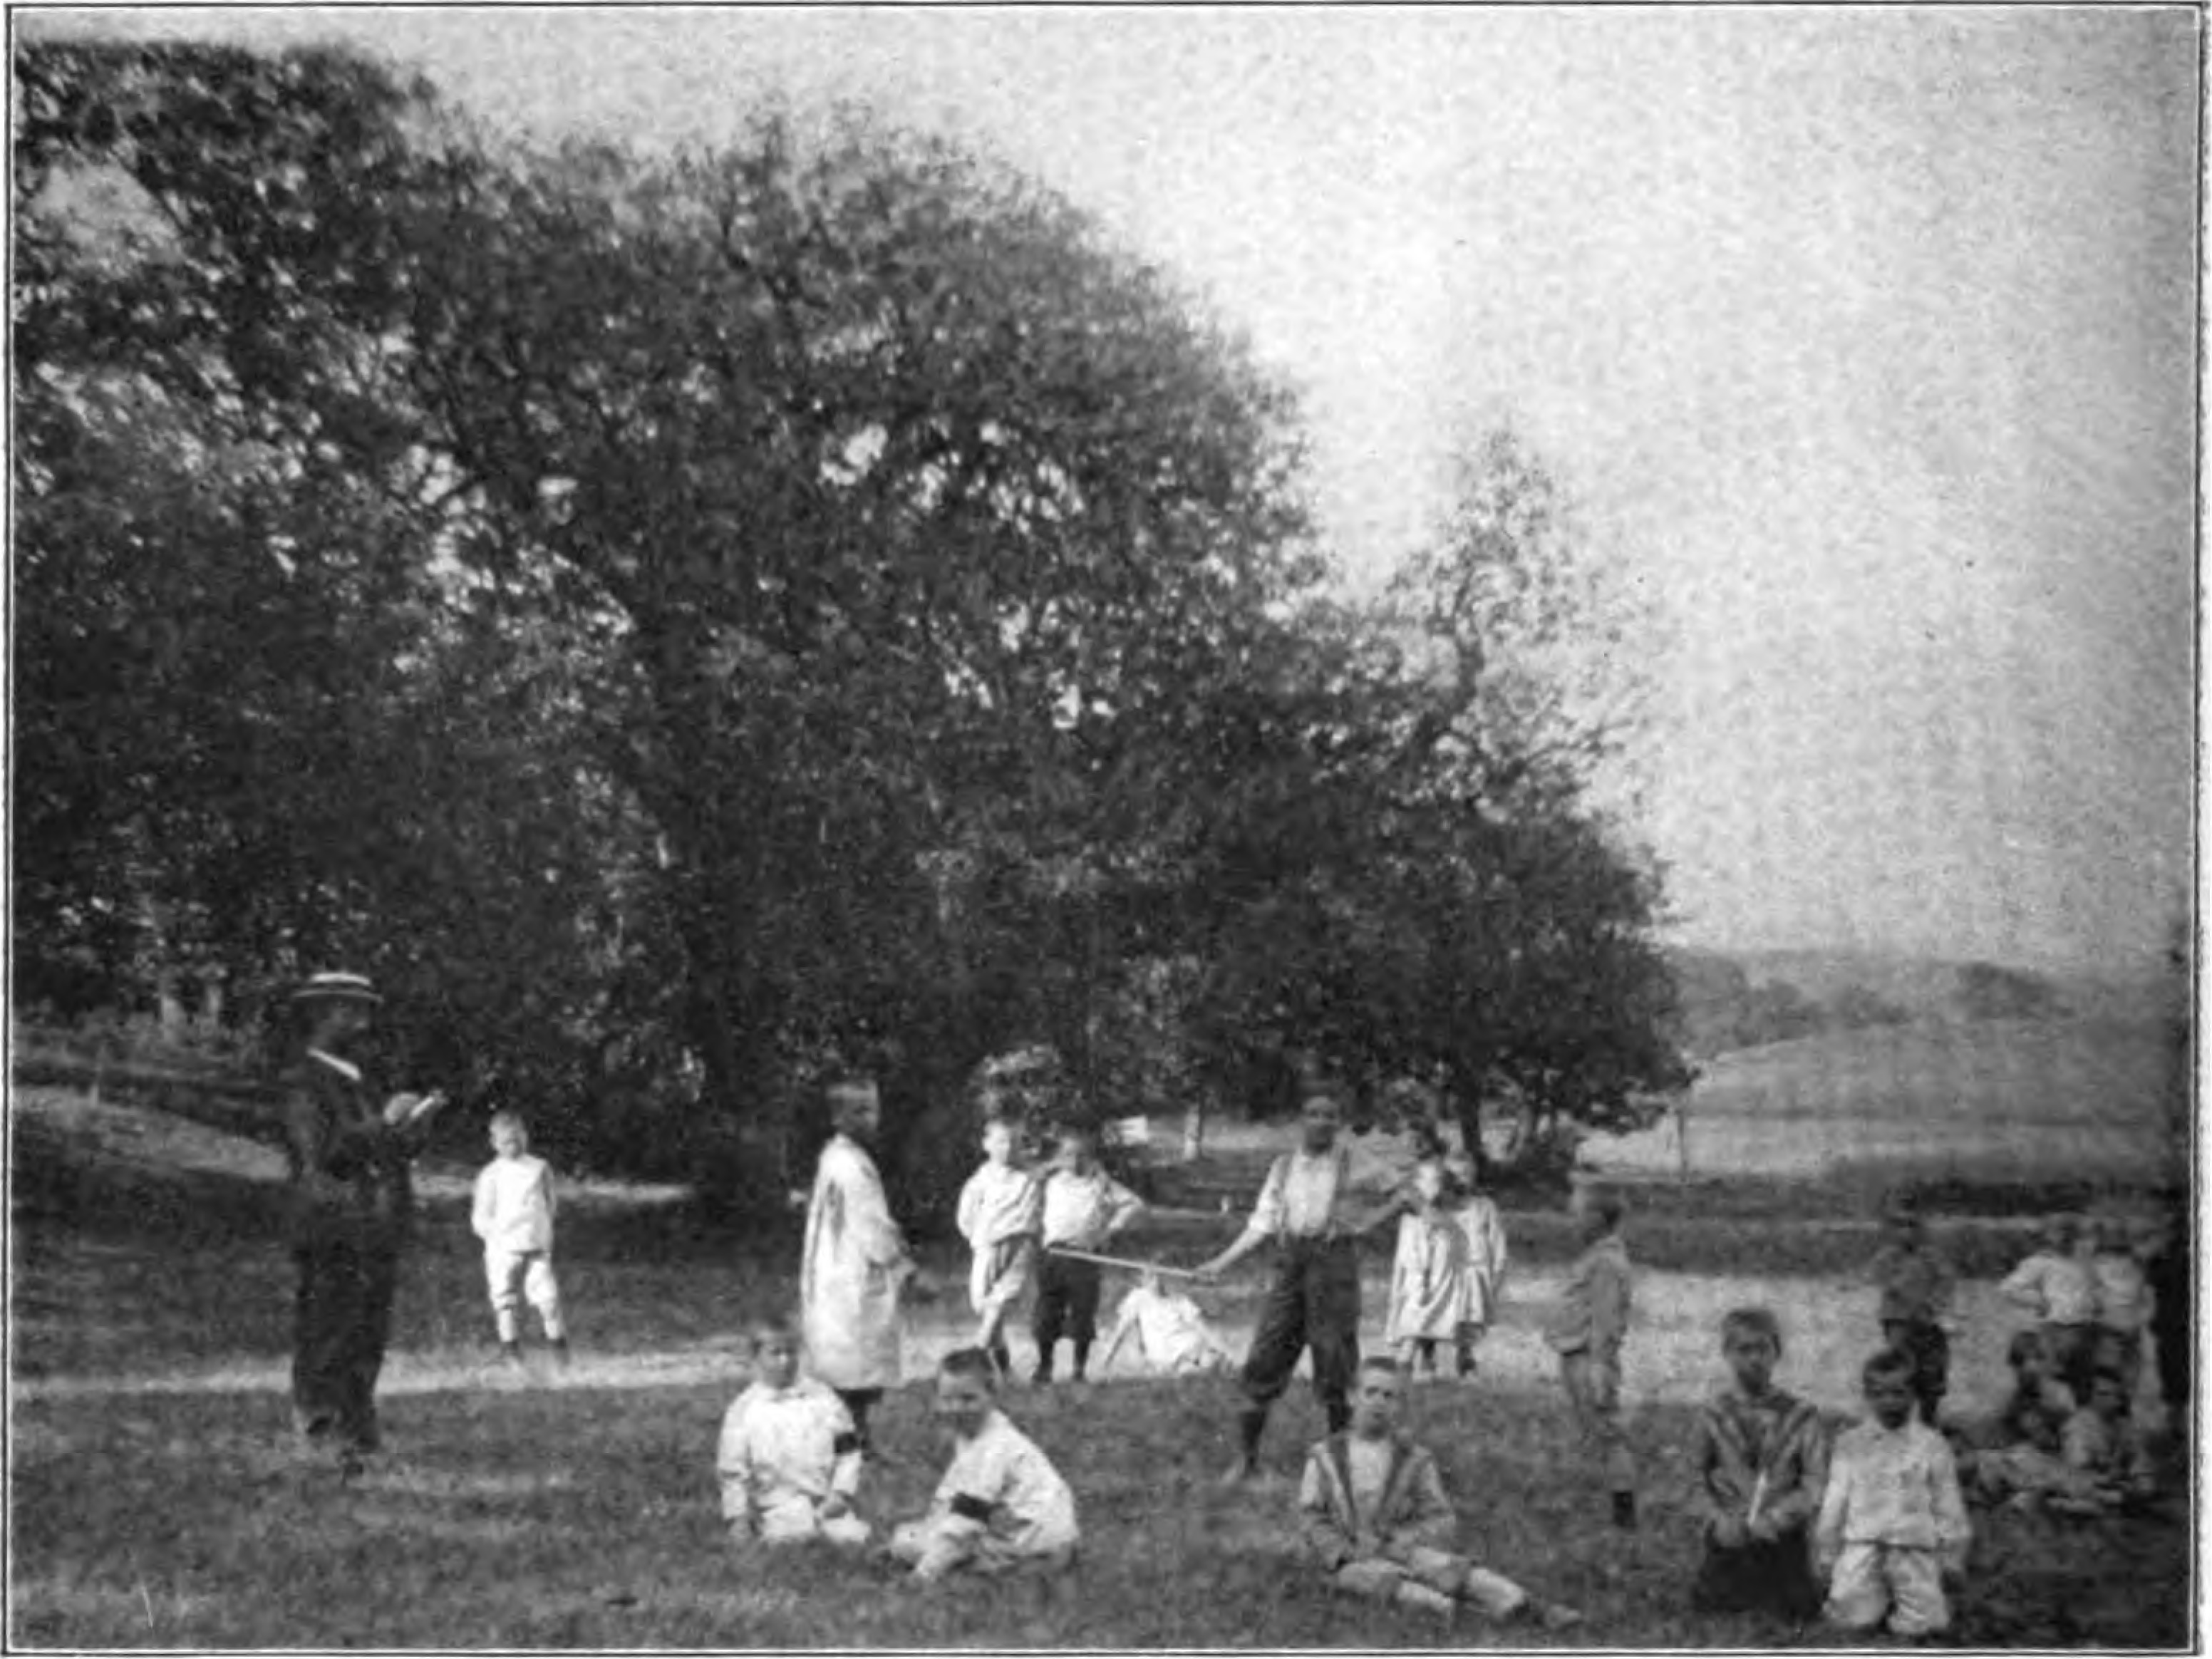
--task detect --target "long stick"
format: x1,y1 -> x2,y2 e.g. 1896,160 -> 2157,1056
1045,1246 -> 1201,1279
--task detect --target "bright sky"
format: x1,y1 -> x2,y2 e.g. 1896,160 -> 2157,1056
37,7 -> 2199,972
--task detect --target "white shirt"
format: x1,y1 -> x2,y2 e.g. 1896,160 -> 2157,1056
718,1377 -> 861,1524
1249,1142 -> 1400,1241
1040,1167 -> 1143,1249
1108,1280 -> 1226,1372
929,1410 -> 1079,1555
958,1161 -> 1042,1249
2092,1252 -> 2151,1331
1998,1251 -> 2099,1325
472,1154 -> 557,1254
1815,1418 -> 1971,1555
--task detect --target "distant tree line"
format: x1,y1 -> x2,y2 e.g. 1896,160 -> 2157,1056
1673,952 -> 2073,1060
14,40 -> 1688,1221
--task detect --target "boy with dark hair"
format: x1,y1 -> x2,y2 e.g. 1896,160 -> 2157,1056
1997,1213 -> 2097,1397
884,1347 -> 1080,1583
1866,1199 -> 1956,1427
1031,1123 -> 1145,1385
718,1313 -> 870,1547
1689,1307 -> 1829,1620
1296,1356 -> 1581,1629
1548,1179 -> 1638,1527
1815,1349 -> 1971,1638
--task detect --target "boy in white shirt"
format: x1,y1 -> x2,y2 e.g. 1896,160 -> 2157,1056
957,1119 -> 1043,1380
718,1314 -> 870,1547
884,1347 -> 1080,1583
470,1111 -> 569,1368
1997,1214 -> 2097,1395
1031,1124 -> 1145,1384
1815,1348 -> 1972,1638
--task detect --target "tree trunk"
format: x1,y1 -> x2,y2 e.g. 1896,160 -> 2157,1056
1181,1095 -> 1206,1162
1447,1064 -> 1489,1185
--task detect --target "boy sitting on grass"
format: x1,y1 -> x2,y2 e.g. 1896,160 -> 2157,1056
884,1347 -> 1080,1585
718,1313 -> 870,1548
1960,1400 -> 2104,1518
2062,1365 -> 2159,1513
1688,1308 -> 1829,1621
1296,1355 -> 1581,1630
1815,1349 -> 1972,1639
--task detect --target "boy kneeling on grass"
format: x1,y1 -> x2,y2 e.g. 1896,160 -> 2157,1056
884,1347 -> 1080,1585
1814,1348 -> 1971,1639
1297,1355 -> 1582,1631
1689,1308 -> 1829,1621
718,1313 -> 871,1549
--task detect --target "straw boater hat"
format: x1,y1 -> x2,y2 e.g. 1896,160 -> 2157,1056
290,971 -> 382,1006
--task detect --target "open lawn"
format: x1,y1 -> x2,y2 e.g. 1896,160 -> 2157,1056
1586,1018 -> 2174,1187
9,1082 -> 2195,1648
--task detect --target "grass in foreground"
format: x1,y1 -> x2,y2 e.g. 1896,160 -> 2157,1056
11,1365 -> 2191,1649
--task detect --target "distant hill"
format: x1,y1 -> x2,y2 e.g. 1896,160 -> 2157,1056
1667,946 -> 2168,1058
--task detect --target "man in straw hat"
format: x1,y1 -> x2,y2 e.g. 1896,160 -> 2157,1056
282,971 -> 450,1478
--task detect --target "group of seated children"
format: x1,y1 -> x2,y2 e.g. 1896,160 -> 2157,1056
718,1306 -> 1583,1625
1955,1211 -> 2164,1516
719,1317 -> 1077,1583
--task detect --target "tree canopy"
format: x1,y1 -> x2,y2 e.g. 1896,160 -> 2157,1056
13,37 -> 1690,1214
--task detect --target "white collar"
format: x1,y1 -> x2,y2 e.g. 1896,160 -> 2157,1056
307,1048 -> 363,1083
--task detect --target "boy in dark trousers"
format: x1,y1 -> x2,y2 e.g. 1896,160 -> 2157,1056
1866,1199 -> 1955,1427
1690,1308 -> 1829,1620
1548,1179 -> 1637,1527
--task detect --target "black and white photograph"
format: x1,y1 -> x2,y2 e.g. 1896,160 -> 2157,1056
9,6 -> 2197,1648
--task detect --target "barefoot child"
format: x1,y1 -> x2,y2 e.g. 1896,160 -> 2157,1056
1385,1159 -> 1469,1379
718,1314 -> 870,1547
1031,1124 -> 1145,1385
1547,1180 -> 1637,1527
1689,1308 -> 1830,1620
885,1347 -> 1080,1583
1296,1356 -> 1581,1629
1451,1168 -> 1508,1379
1814,1349 -> 1971,1639
957,1118 -> 1043,1380
470,1111 -> 570,1368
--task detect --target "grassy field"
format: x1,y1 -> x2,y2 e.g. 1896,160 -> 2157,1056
9,1080 -> 2194,1649
1585,1016 -> 2174,1187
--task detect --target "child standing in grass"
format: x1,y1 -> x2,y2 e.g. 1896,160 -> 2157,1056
1296,1356 -> 1582,1630
1865,1199 -> 1955,1427
1030,1124 -> 1145,1385
1385,1159 -> 1469,1380
718,1314 -> 870,1548
1688,1308 -> 1829,1621
1547,1180 -> 1638,1528
1997,1214 -> 2097,1397
470,1110 -> 569,1370
884,1347 -> 1079,1584
1451,1167 -> 1507,1380
958,1119 -> 1043,1382
1814,1349 -> 1971,1639
2088,1216 -> 2154,1397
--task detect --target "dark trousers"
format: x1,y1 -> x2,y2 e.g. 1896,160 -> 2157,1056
1241,1236 -> 1360,1430
292,1236 -> 402,1454
1690,1532 -> 1821,1621
1883,1318 -> 1950,1425
835,1388 -> 884,1451
1032,1255 -> 1103,1360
